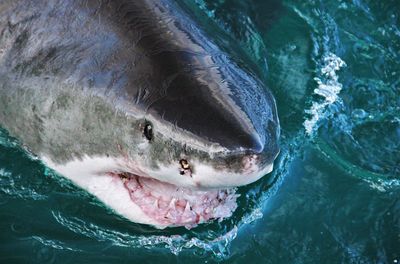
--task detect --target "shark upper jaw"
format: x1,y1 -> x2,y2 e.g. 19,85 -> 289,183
42,154 -> 274,229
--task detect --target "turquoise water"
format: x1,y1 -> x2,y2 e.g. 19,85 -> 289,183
1,0 -> 399,262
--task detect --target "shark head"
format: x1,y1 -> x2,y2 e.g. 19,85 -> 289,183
0,0 -> 280,229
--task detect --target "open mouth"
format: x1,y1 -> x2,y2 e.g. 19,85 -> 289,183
108,172 -> 239,229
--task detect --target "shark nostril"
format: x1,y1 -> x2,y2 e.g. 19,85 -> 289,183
179,159 -> 192,177
179,159 -> 190,169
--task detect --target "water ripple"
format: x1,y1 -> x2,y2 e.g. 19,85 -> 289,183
51,210 -> 238,258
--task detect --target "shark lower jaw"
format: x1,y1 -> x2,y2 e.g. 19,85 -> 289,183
108,172 -> 239,229
42,156 -> 249,229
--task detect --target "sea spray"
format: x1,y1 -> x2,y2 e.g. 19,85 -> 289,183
304,53 -> 347,136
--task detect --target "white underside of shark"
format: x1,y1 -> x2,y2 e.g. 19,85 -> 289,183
43,155 -> 273,229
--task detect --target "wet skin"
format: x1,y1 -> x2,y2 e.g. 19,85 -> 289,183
0,0 -> 280,227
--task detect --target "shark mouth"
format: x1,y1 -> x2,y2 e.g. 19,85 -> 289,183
108,172 -> 239,229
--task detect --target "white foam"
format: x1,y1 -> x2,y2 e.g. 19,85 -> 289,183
242,207 -> 263,224
304,53 -> 346,136
365,178 -> 400,192
52,210 -> 238,257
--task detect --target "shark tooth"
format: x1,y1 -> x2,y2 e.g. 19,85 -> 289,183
184,202 -> 191,214
153,198 -> 159,209
169,198 -> 176,210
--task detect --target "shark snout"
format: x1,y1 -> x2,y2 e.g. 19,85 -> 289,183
170,106 -> 280,189
175,137 -> 278,189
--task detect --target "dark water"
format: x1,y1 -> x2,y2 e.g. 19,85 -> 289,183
1,0 -> 399,263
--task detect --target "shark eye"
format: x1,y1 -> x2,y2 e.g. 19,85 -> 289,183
143,122 -> 153,141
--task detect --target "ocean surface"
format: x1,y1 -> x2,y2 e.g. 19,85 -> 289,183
1,0 -> 399,263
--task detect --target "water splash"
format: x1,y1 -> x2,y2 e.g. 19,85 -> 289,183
32,236 -> 83,252
0,128 -> 19,148
0,168 -> 47,201
242,208 -> 263,224
364,178 -> 400,192
51,211 -> 237,258
304,53 -> 347,136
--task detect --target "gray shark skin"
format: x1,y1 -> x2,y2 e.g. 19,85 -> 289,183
0,0 -> 280,228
